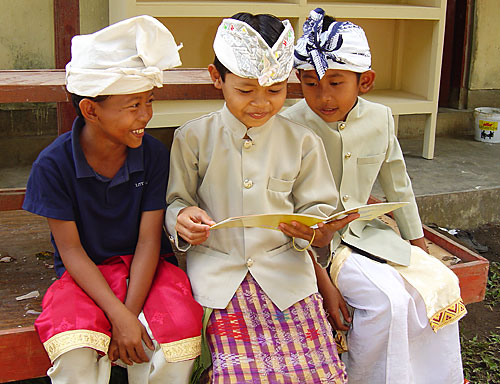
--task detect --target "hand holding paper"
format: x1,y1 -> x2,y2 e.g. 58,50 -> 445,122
176,206 -> 216,245
278,213 -> 360,248
210,202 -> 409,231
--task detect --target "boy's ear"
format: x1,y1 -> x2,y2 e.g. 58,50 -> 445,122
208,64 -> 223,89
79,98 -> 99,122
358,70 -> 376,94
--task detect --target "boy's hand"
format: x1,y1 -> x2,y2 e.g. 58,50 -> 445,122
322,282 -> 351,331
278,213 -> 359,248
176,206 -> 216,245
108,307 -> 154,365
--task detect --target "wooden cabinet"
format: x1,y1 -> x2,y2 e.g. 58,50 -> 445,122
110,0 -> 447,158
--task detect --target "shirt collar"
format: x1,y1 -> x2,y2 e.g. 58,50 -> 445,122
325,96 -> 361,130
71,116 -> 144,182
72,117 -> 95,179
221,103 -> 276,139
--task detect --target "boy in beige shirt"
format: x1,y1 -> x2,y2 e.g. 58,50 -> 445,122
166,12 -> 354,383
283,8 -> 465,384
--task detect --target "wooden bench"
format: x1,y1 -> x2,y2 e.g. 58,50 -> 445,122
0,69 -> 489,383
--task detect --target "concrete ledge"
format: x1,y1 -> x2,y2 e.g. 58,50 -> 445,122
416,187 -> 500,229
398,109 -> 474,139
467,89 -> 500,109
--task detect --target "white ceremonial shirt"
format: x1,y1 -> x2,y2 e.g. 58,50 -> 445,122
282,97 -> 424,266
166,105 -> 339,310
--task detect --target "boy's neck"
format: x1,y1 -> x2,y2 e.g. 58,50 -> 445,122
79,123 -> 128,179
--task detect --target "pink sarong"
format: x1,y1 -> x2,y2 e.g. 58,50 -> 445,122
35,255 -> 203,363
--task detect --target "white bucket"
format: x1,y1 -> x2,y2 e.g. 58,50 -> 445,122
474,107 -> 500,143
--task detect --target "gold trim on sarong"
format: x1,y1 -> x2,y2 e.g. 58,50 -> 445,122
43,329 -> 110,363
331,245 -> 466,335
161,335 -> 202,362
329,245 -> 352,288
429,297 -> 467,332
334,330 -> 349,354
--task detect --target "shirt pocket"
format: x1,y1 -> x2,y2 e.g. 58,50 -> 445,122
357,153 -> 386,165
267,177 -> 295,193
190,244 -> 229,260
356,153 -> 385,189
266,241 -> 295,258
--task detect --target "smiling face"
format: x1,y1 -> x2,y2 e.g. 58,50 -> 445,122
92,90 -> 154,148
298,69 -> 369,123
209,65 -> 287,129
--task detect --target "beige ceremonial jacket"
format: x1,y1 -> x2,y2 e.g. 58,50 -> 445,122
166,105 -> 339,310
282,97 -> 424,266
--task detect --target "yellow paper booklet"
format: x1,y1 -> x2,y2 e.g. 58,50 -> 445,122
210,202 -> 409,230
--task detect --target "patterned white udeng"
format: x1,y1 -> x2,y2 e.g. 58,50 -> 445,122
213,18 -> 295,86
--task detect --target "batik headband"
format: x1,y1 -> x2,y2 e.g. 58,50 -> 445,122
66,15 -> 182,97
213,18 -> 295,86
294,8 -> 371,79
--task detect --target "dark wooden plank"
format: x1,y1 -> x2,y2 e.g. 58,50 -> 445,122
0,327 -> 51,382
0,210 -> 53,330
0,69 -> 304,103
54,0 -> 79,70
0,70 -> 69,102
54,0 -> 79,134
0,210 -> 52,381
451,260 -> 489,305
0,188 -> 25,211
57,102 -> 76,135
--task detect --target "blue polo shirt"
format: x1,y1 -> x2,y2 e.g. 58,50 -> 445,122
23,116 -> 174,277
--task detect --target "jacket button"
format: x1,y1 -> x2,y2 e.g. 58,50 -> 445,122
243,179 -> 253,189
344,152 -> 351,159
246,258 -> 254,267
243,139 -> 253,149
339,122 -> 346,130
342,194 -> 349,202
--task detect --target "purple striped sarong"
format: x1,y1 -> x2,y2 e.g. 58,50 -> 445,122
206,274 -> 347,383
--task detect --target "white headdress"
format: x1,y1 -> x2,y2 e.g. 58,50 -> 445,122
66,15 -> 182,97
213,18 -> 295,86
294,8 -> 371,79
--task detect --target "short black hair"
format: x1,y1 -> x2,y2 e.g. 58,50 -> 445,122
322,14 -> 337,32
213,13 -> 285,82
70,93 -> 110,118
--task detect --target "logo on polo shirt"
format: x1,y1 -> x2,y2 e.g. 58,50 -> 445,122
135,181 -> 148,188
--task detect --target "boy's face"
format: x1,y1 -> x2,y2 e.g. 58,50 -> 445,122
92,90 -> 154,148
298,69 -> 362,123
210,66 -> 287,129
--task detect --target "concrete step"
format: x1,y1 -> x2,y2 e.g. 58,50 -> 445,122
398,108 -> 475,139
373,136 -> 500,228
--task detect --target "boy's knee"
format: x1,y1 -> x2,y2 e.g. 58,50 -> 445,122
48,348 -> 111,384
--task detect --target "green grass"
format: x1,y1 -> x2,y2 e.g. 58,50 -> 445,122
461,332 -> 500,383
484,261 -> 500,306
461,261 -> 500,383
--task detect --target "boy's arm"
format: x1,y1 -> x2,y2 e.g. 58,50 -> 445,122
279,133 -> 341,265
124,209 -> 163,316
410,237 -> 428,253
309,252 -> 351,331
166,128 -> 214,247
48,218 -> 151,365
378,108 -> 424,242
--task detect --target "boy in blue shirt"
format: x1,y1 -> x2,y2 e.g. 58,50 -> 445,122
23,15 -> 203,384
283,9 -> 465,384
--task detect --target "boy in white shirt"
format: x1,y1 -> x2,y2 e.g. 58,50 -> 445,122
282,8 -> 466,384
